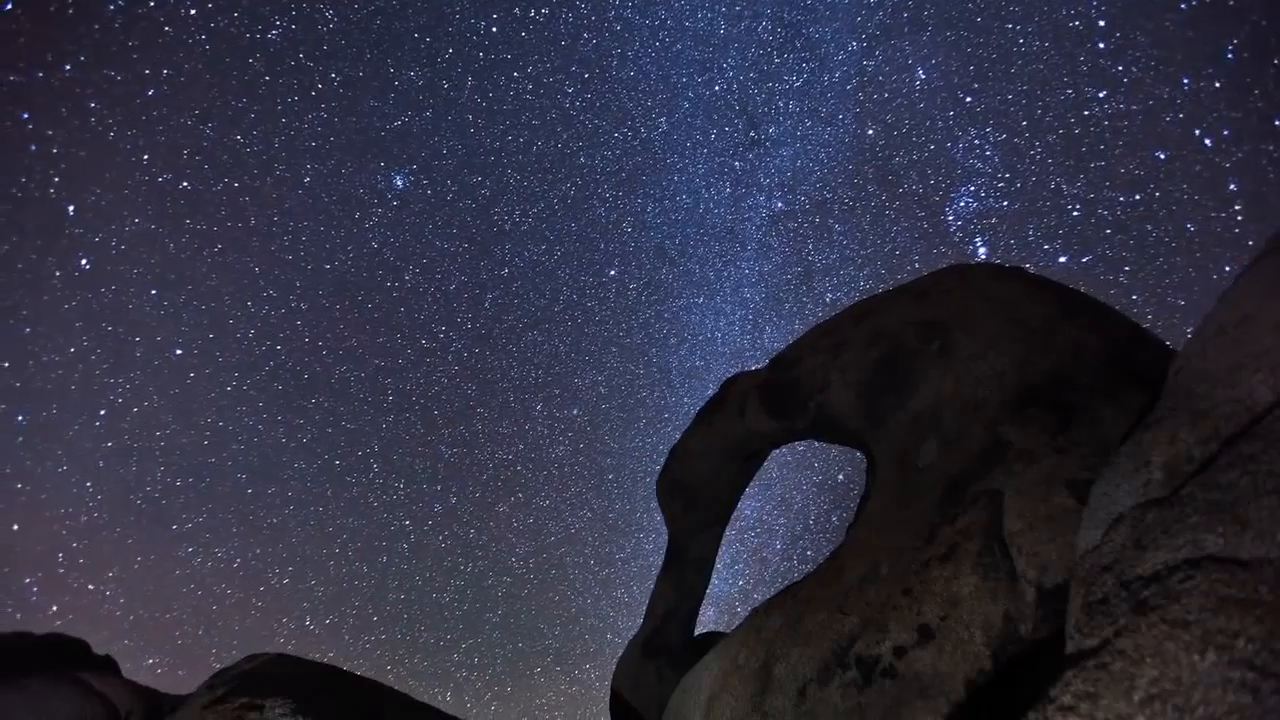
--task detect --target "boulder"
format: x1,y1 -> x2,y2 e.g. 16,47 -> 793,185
1027,232 -> 1280,718
167,653 -> 462,720
611,263 -> 1173,719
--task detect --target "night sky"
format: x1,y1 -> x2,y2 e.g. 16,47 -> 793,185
2,0 -> 1277,717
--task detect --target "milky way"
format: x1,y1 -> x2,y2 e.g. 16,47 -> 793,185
2,1 -> 1277,717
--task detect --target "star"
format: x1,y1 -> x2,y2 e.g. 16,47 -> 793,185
2,1 -> 1276,717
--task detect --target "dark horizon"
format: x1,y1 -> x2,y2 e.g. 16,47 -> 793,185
2,1 -> 1278,717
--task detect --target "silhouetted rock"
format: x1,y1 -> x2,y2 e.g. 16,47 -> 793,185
612,263 -> 1173,719
0,630 -> 181,720
1,631 -> 461,720
0,630 -> 123,680
1026,232 -> 1280,718
168,653 -> 462,720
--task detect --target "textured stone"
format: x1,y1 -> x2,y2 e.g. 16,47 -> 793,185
1075,230 -> 1280,557
610,262 -> 1172,720
1028,231 -> 1280,718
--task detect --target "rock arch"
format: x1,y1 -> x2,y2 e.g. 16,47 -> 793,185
611,263 -> 1173,720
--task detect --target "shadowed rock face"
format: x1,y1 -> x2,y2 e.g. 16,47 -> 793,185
611,263 -> 1173,720
1025,232 -> 1280,718
0,631 -> 182,720
0,631 -> 123,680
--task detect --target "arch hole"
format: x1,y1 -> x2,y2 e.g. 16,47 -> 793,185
696,440 -> 865,633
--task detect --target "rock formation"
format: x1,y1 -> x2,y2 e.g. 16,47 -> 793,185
0,631 -> 182,720
0,632 -> 461,720
167,653 -> 462,720
611,262 -> 1174,720
1023,231 -> 1280,718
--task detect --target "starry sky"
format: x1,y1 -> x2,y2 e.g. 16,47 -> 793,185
2,0 -> 1277,717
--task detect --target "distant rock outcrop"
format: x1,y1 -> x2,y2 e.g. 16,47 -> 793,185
0,632 -> 461,720
0,631 -> 181,720
168,653 -> 462,720
611,263 -> 1173,719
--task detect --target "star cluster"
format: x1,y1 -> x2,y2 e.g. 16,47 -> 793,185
2,1 -> 1277,717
